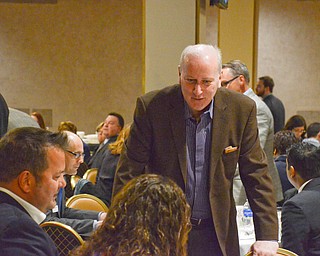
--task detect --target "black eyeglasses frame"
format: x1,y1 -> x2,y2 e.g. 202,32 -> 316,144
221,75 -> 240,87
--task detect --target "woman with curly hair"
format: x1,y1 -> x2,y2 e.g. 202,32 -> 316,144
73,174 -> 191,256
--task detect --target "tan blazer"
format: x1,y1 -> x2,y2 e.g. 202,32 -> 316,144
113,85 -> 278,256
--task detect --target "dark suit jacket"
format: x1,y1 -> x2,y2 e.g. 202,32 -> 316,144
0,191 -> 58,256
113,85 -> 278,256
45,188 -> 100,238
0,93 -> 9,138
263,94 -> 285,133
80,150 -> 120,206
88,135 -> 117,169
275,155 -> 294,195
281,177 -> 320,256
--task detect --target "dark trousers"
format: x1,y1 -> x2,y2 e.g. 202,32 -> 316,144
188,220 -> 223,256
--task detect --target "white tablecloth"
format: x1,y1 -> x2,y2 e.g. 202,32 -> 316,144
237,206 -> 282,256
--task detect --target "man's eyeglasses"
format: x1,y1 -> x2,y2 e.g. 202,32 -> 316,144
66,150 -> 85,159
221,75 -> 239,87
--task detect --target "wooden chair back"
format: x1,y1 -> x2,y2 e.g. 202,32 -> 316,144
83,168 -> 98,184
245,248 -> 298,256
40,221 -> 84,256
66,193 -> 108,212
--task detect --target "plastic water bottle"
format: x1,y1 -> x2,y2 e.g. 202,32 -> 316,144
242,199 -> 253,236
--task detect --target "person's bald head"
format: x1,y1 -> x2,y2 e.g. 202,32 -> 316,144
63,131 -> 84,175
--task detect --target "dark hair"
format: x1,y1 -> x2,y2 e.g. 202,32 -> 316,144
108,112 -> 124,130
73,174 -> 191,256
0,127 -> 68,183
259,76 -> 275,93
274,130 -> 299,155
287,142 -> 320,181
284,115 -> 307,138
31,112 -> 46,129
222,60 -> 250,84
58,121 -> 77,134
306,122 -> 320,138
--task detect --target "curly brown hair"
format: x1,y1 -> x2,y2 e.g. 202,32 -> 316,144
73,174 -> 191,256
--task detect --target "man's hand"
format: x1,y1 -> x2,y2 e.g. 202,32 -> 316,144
99,212 -> 107,221
250,241 -> 279,256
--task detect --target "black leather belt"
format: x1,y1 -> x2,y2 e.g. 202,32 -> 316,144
190,217 -> 213,228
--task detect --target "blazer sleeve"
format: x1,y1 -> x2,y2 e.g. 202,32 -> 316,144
238,100 -> 278,240
62,206 -> 100,220
112,95 -> 153,196
281,200 -> 309,256
1,215 -> 58,256
44,214 -> 96,238
255,101 -> 271,148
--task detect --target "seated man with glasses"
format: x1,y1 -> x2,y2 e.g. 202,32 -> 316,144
45,131 -> 106,239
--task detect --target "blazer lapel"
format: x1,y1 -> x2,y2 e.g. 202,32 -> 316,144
210,89 -> 229,179
168,86 -> 187,185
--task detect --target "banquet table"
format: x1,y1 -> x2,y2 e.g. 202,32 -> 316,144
237,206 -> 282,256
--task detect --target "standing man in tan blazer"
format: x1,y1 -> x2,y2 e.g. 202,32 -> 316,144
113,44 -> 279,256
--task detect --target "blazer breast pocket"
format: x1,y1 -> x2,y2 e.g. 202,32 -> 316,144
222,146 -> 239,180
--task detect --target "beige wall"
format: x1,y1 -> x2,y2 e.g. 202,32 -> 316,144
219,0 -> 256,86
257,0 -> 320,124
145,0 -> 196,92
0,0 -> 319,134
0,0 -> 144,133
208,0 -> 319,125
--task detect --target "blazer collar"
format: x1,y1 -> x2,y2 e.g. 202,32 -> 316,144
0,190 -> 28,215
301,177 -> 320,191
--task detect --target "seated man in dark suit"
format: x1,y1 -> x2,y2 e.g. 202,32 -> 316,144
88,112 -> 124,170
0,127 -> 68,256
281,142 -> 320,256
74,124 -> 131,206
45,131 -> 106,239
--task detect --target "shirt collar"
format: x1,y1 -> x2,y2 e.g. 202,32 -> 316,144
298,179 -> 313,193
184,99 -> 214,120
0,187 -> 47,224
244,88 -> 253,96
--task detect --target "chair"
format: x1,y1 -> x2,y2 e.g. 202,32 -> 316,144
245,248 -> 298,256
66,193 -> 108,212
70,175 -> 81,190
83,168 -> 98,184
40,221 -> 84,256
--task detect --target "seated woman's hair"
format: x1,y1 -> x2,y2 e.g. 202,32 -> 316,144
31,111 -> 46,129
73,174 -> 191,256
58,121 -> 77,134
108,124 -> 131,155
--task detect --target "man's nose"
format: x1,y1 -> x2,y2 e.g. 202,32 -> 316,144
193,83 -> 203,95
58,175 -> 66,188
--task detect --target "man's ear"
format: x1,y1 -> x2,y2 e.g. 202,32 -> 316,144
239,75 -> 246,93
273,148 -> 278,156
17,170 -> 34,193
288,165 -> 296,179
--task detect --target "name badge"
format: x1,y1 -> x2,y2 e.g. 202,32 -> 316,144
52,204 -> 59,213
